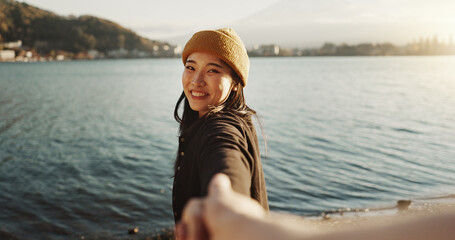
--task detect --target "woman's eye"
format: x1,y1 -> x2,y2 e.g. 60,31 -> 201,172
208,69 -> 219,73
185,66 -> 195,70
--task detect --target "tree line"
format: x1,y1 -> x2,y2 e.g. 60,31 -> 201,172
0,0 -> 162,54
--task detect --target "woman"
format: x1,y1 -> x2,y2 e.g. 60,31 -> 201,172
172,28 -> 269,223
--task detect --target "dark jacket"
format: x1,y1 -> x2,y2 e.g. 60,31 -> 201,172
172,111 -> 269,222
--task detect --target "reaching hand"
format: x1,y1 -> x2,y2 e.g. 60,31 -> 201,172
176,173 -> 455,240
176,173 -> 267,240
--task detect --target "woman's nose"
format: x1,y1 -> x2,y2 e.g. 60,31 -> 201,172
192,71 -> 206,86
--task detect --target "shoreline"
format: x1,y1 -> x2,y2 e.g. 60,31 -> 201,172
296,197 -> 455,234
2,54 -> 455,63
147,197 -> 455,240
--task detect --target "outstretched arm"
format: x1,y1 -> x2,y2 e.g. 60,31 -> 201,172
177,174 -> 455,240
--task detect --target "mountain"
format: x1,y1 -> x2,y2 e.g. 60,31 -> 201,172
165,0 -> 455,48
231,0 -> 455,48
0,0 -> 166,54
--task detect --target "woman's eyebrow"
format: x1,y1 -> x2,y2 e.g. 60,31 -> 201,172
207,62 -> 223,68
186,59 -> 223,69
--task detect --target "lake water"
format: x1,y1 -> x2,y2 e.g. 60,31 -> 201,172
1,57 -> 455,239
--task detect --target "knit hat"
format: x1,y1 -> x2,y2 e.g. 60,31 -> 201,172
182,28 -> 250,87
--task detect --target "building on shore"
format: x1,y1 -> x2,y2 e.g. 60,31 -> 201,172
152,44 -> 181,57
0,50 -> 16,62
3,40 -> 22,49
248,44 -> 280,57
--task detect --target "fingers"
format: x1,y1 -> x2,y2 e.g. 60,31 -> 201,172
181,198 -> 208,240
175,222 -> 186,240
208,173 -> 232,199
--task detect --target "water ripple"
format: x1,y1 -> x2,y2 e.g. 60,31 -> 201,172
1,57 -> 455,238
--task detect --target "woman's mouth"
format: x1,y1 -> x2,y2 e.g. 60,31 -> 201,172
191,90 -> 208,97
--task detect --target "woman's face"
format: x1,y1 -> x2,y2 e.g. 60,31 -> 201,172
182,52 -> 236,117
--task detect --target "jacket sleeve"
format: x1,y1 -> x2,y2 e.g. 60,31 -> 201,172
197,119 -> 253,197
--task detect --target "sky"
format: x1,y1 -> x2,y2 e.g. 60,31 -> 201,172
19,0 -> 455,48
19,0 -> 281,39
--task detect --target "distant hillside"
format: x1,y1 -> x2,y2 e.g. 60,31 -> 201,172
0,0 -> 166,54
226,0 -> 455,48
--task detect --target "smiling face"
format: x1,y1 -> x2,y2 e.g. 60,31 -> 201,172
182,52 -> 236,117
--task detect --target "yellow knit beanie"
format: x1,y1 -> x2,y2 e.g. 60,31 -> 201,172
182,28 -> 250,87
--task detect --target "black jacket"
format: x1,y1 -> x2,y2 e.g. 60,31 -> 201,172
172,112 -> 269,222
